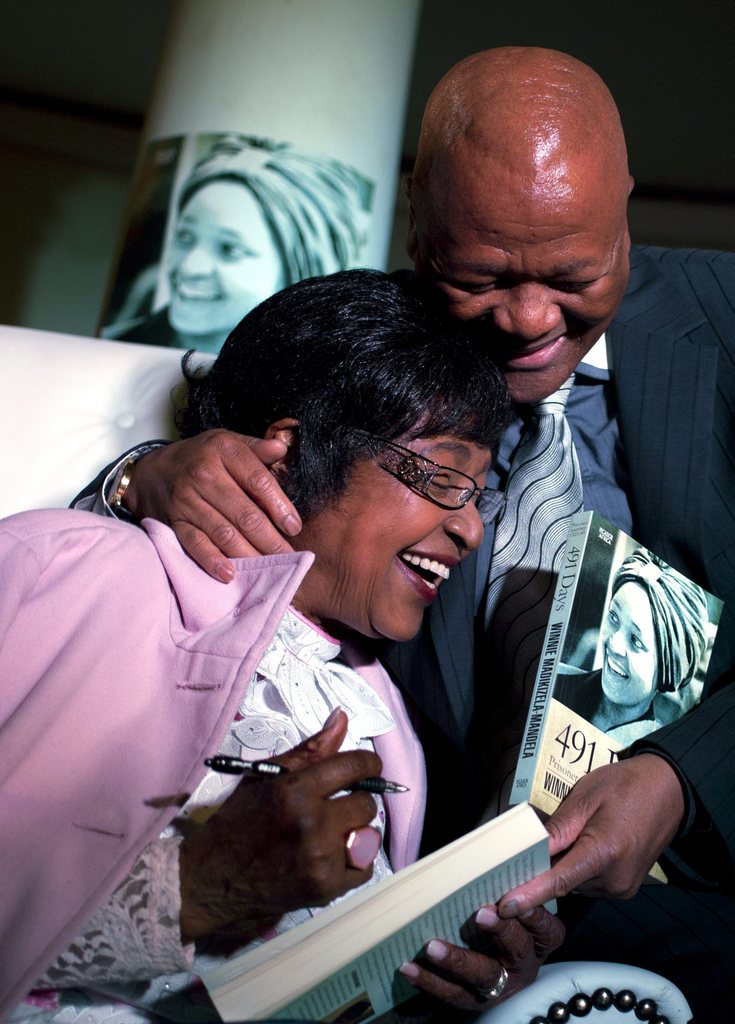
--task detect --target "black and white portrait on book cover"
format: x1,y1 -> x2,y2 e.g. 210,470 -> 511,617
510,512 -> 723,816
555,526 -> 721,746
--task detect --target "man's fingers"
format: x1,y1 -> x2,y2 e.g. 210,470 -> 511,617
498,862 -> 582,916
213,434 -> 303,542
240,438 -> 303,535
171,521 -> 244,581
500,829 -> 617,916
175,463 -> 298,558
545,803 -> 588,858
124,431 -> 303,571
168,491 -> 294,572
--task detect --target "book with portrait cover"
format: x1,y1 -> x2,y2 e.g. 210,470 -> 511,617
203,802 -> 548,1023
510,511 -> 723,817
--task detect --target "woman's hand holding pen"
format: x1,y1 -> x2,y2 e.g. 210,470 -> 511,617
179,708 -> 382,944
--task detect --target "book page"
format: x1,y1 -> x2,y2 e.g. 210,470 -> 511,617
276,840 -> 548,1022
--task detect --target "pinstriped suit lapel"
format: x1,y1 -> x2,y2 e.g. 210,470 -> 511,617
608,258 -> 718,582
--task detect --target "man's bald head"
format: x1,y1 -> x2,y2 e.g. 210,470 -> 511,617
406,47 -> 633,404
411,46 -> 630,211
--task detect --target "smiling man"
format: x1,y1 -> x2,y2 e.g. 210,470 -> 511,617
406,47 -> 632,405
76,47 -> 735,1017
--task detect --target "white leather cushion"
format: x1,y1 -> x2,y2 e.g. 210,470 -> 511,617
475,961 -> 692,1023
1,325 -> 188,518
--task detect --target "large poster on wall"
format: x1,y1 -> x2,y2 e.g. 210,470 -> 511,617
100,132 -> 374,354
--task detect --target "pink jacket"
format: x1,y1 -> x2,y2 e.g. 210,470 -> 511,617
0,510 -> 426,1020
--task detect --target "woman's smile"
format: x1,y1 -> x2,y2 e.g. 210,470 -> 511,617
603,646 -> 628,680
292,435 -> 491,642
399,551 -> 453,584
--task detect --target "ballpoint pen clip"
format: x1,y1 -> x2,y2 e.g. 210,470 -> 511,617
204,755 -> 283,776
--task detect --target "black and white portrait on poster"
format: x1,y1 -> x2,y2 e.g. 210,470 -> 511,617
100,133 -> 374,353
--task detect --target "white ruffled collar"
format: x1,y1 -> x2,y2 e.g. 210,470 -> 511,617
230,608 -> 395,757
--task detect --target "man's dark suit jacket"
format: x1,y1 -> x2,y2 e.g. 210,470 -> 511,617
383,244 -> 735,884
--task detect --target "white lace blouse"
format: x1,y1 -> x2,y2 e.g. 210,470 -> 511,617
15,609 -> 396,1024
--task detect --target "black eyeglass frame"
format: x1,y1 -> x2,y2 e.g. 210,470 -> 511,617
353,430 -> 506,521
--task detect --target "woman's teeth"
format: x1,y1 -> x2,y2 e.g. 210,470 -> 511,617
400,553 -> 451,581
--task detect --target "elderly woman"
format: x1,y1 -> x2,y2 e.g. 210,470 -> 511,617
2,271 -> 561,1022
557,547 -> 712,745
107,134 -> 372,353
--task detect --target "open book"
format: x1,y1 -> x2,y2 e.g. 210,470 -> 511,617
510,511 -> 723,817
204,801 -> 548,1022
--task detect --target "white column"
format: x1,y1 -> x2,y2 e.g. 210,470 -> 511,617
99,0 -> 421,352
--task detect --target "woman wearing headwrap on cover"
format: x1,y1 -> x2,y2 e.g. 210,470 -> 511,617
556,548 -> 712,746
107,134 -> 373,353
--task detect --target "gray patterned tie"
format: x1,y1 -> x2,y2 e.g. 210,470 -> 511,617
481,373 -> 583,814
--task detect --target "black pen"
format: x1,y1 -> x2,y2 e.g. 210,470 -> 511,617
204,755 -> 409,794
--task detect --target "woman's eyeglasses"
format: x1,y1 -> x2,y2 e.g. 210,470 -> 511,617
353,431 -> 506,522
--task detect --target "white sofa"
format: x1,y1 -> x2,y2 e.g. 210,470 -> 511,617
1,324 -> 186,518
1,323 -> 692,1023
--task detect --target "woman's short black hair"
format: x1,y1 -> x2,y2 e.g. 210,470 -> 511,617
178,269 -> 510,518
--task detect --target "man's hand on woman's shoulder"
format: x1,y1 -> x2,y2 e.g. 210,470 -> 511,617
125,430 -> 302,580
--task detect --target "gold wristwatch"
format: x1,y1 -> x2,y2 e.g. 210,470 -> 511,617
109,457 -> 138,512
